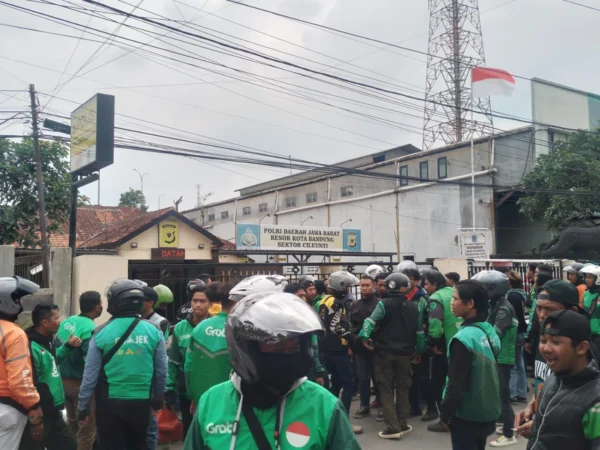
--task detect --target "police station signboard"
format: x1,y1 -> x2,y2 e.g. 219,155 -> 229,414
236,224 -> 361,252
458,228 -> 491,259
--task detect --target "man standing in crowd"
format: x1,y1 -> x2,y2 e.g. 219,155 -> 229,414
473,270 -> 518,447
563,263 -> 586,307
516,310 -> 600,449
441,280 -> 501,450
505,271 -> 529,405
21,302 -> 80,450
312,280 -> 327,307
176,275 -> 214,322
301,279 -> 318,304
403,268 -> 431,418
77,279 -> 167,450
183,291 -> 361,450
375,272 -> 389,301
166,282 -> 212,436
316,271 -> 363,434
359,273 -> 424,439
351,275 -> 381,421
140,285 -> 170,341
445,272 -> 460,288
56,291 -> 103,450
0,277 -> 42,449
422,270 -> 458,429
284,283 -> 307,301
581,264 -> 600,347
525,271 -> 554,355
515,280 -> 583,439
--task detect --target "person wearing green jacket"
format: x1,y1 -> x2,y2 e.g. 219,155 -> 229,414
183,291 -> 361,450
581,264 -> 600,347
55,291 -> 102,450
441,280 -> 501,449
472,269 -> 518,448
422,269 -> 462,428
166,282 -> 212,435
21,302 -> 81,450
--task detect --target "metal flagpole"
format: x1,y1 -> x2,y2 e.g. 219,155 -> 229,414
471,75 -> 476,231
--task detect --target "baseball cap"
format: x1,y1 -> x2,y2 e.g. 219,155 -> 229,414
541,310 -> 591,343
537,280 -> 580,309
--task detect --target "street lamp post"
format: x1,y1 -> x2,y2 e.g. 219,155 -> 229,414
340,218 -> 352,228
259,213 -> 270,224
301,216 -> 313,225
133,169 -> 148,194
158,194 -> 166,210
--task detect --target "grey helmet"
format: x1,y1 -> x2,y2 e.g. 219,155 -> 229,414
396,260 -> 418,273
0,276 -> 39,317
298,275 -> 316,283
328,271 -> 359,293
564,263 -> 585,281
226,291 -> 324,384
471,270 -> 510,301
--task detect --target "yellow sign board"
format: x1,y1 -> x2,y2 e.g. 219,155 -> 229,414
159,220 -> 179,248
71,96 -> 97,172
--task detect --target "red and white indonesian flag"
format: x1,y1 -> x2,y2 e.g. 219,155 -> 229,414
471,67 -> 515,98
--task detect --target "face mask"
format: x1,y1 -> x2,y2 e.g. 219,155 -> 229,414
258,351 -> 313,395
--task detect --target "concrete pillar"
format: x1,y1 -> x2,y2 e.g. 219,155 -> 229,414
0,245 -> 15,277
50,248 -> 73,317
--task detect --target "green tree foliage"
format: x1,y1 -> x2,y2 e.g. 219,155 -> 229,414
0,138 -> 71,247
518,129 -> 600,232
119,188 -> 148,212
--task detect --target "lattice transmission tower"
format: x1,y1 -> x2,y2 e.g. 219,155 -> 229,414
422,0 -> 494,151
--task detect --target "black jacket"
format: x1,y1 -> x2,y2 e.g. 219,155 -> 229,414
373,295 -> 419,356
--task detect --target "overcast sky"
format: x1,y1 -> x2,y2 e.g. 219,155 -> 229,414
1,0 -> 599,211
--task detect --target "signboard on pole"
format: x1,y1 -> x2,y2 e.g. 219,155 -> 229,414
70,93 -> 115,176
458,228 -> 491,259
236,224 -> 361,252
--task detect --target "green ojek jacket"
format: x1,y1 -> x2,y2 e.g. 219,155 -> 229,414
184,312 -> 231,406
183,375 -> 361,450
167,315 -> 198,398
584,290 -> 600,336
446,322 -> 501,422
55,315 -> 96,379
93,317 -> 162,400
488,297 -> 518,365
428,286 -> 463,347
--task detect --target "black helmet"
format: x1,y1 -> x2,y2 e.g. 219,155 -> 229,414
106,279 -> 145,315
385,273 -> 411,295
226,292 -> 324,385
0,276 -> 39,317
186,279 -> 206,297
422,270 -> 447,289
471,270 -> 510,301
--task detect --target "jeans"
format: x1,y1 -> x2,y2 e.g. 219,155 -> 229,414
450,422 -> 489,450
498,363 -> 515,438
324,351 -> 355,414
147,414 -> 158,450
63,378 -> 96,450
355,351 -> 378,408
374,352 -> 412,432
431,353 -> 448,412
19,411 -> 77,450
510,333 -> 527,399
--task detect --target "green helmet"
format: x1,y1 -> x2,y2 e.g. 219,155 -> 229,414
154,284 -> 173,308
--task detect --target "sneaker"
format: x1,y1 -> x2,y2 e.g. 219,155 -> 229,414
398,425 -> 413,437
376,408 -> 384,422
516,396 -> 528,403
490,436 -> 518,447
409,407 -> 423,418
510,397 -> 518,404
427,421 -> 449,433
352,424 -> 363,435
378,427 -> 401,439
370,400 -> 381,409
353,406 -> 370,419
421,409 -> 439,422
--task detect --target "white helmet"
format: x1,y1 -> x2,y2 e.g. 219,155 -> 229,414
580,264 -> 600,286
365,265 -> 385,279
0,276 -> 39,316
229,275 -> 288,302
396,260 -> 418,273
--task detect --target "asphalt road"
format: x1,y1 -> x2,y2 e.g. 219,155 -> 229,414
161,397 -> 529,450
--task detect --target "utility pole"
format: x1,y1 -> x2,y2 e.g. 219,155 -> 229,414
29,84 -> 50,287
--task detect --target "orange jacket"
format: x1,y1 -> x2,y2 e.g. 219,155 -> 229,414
578,284 -> 587,308
0,320 -> 40,414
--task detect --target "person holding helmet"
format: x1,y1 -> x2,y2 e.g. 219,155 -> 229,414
183,291 -> 361,450
582,264 -> 600,347
140,284 -> 171,341
472,270 -> 518,447
316,271 -> 363,434
166,282 -> 213,435
359,272 -> 425,440
0,277 -> 42,449
55,291 -> 103,450
77,279 -> 167,450
564,262 -> 586,307
422,269 -> 459,427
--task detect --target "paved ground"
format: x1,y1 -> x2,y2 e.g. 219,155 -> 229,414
161,397 -> 529,449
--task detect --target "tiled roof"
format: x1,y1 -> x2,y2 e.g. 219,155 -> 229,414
49,206 -> 144,248
216,237 -> 235,250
